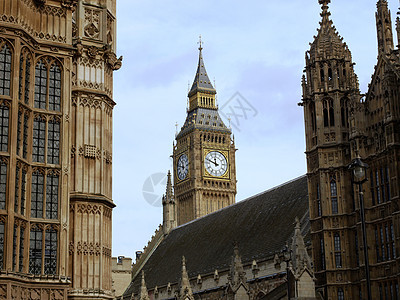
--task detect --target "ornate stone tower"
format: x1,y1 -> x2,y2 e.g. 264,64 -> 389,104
173,44 -> 236,225
69,0 -> 121,298
301,0 -> 362,298
0,0 -> 120,299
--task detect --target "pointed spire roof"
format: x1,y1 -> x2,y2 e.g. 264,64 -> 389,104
309,0 -> 350,61
228,245 -> 248,291
139,271 -> 149,300
165,170 -> 174,203
188,38 -> 216,97
291,217 -> 312,276
180,256 -> 194,300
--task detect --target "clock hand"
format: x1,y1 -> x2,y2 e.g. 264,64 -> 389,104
206,158 -> 217,166
214,158 -> 219,167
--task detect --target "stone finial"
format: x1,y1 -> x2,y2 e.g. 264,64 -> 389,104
180,256 -> 194,300
166,170 -> 174,203
291,217 -> 312,276
139,271 -> 149,300
228,245 -> 248,291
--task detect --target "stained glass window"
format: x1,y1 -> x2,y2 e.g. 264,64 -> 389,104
19,226 -> 24,272
0,44 -> 12,96
0,221 -> 4,269
46,174 -> 58,219
44,227 -> 57,274
0,161 -> 7,210
31,171 -> 44,218
47,120 -> 60,164
34,60 -> 47,109
32,118 -> 46,163
29,226 -> 42,274
0,104 -> 9,152
48,64 -> 61,111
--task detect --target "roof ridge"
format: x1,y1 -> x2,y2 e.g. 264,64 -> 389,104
172,174 -> 307,231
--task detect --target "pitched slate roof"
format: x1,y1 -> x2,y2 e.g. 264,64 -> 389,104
176,107 -> 230,139
123,175 -> 309,299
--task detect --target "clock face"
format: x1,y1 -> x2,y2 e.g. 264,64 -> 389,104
177,154 -> 189,180
204,151 -> 228,177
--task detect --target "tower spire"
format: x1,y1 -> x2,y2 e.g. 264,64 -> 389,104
376,0 -> 394,54
163,170 -> 177,235
319,0 -> 331,23
188,37 -> 216,101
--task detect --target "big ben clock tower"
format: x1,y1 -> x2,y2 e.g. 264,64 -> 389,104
173,43 -> 237,225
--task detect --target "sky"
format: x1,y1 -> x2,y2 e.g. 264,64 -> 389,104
112,0 -> 400,258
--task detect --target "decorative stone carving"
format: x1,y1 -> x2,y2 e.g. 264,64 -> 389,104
84,8 -> 100,39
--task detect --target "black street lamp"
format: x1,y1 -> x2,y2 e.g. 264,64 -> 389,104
349,156 -> 371,300
281,244 -> 292,300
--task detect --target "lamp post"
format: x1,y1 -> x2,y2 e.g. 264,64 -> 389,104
282,244 -> 292,300
349,156 -> 371,300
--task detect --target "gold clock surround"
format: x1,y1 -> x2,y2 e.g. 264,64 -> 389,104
203,149 -> 230,179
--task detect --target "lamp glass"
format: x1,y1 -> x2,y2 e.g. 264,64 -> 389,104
354,165 -> 365,179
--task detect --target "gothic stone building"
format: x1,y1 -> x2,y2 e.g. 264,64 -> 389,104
0,0 -> 121,299
301,0 -> 400,299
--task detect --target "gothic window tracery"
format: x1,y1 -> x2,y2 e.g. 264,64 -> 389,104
31,170 -> 59,220
34,58 -> 62,111
0,160 -> 7,210
31,171 -> 44,218
340,98 -> 349,128
19,49 -> 31,105
334,233 -> 342,268
33,117 -> 46,163
44,227 -> 57,274
330,176 -> 338,214
29,225 -> 42,274
0,103 -> 9,152
19,225 -> 25,272
47,119 -> 60,165
337,288 -> 344,300
0,43 -> 12,96
0,220 -> 4,269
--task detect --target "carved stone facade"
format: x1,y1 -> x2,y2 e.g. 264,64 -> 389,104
172,46 -> 237,226
0,0 -> 119,299
302,0 -> 400,299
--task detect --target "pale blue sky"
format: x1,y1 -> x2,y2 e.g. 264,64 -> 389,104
112,0 -> 400,257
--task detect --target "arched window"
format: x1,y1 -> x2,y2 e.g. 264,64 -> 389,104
44,227 -> 58,274
337,288 -> 344,300
19,49 -> 31,104
0,160 -> 7,210
320,67 -> 325,83
47,118 -> 60,164
32,116 -> 46,163
0,103 -> 9,152
34,59 -> 61,111
320,236 -> 325,270
328,68 -> 333,81
334,233 -> 342,268
310,102 -> 316,132
45,173 -> 59,219
329,99 -> 335,127
331,176 -> 338,214
31,171 -> 44,218
29,225 -> 43,274
341,98 -> 349,127
0,43 -> 12,96
323,101 -> 329,127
